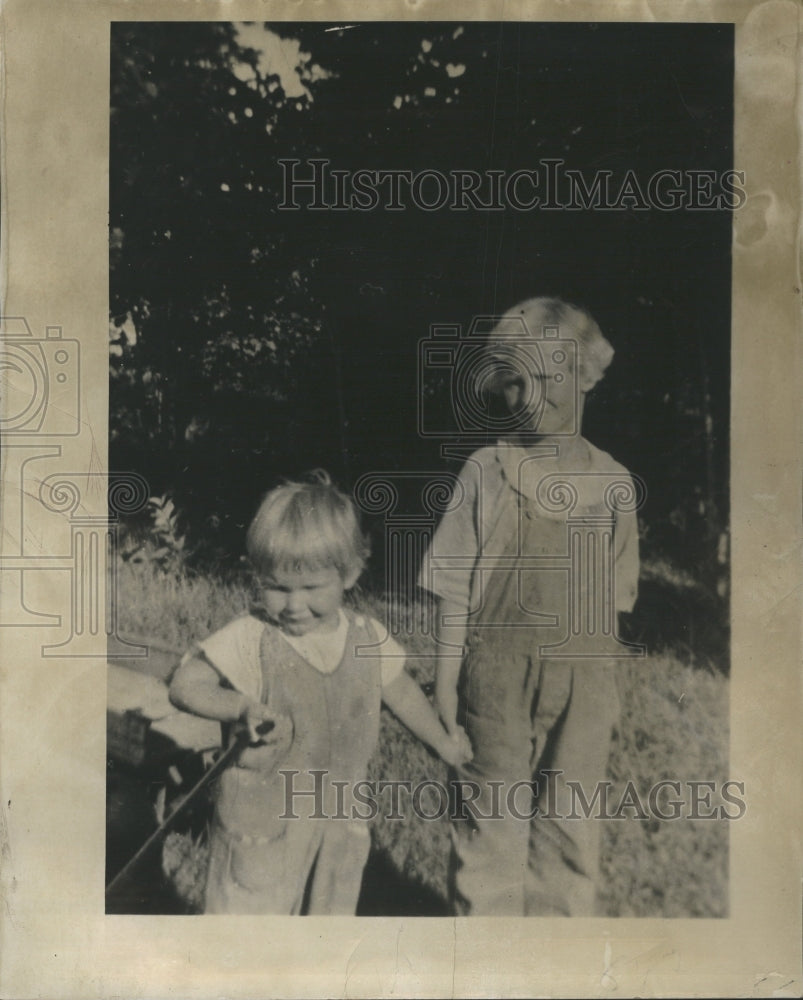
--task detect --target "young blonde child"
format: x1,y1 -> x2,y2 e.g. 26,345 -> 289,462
419,297 -> 640,916
170,470 -> 470,914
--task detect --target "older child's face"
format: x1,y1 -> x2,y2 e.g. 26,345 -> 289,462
502,341 -> 582,436
260,565 -> 357,636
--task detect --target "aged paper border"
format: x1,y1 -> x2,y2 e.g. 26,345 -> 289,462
1,1 -> 801,997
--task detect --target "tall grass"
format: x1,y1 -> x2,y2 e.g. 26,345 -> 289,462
114,559 -> 729,917
115,559 -> 252,654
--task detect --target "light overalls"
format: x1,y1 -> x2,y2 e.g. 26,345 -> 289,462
421,443 -> 637,917
452,489 -> 621,916
203,612 -> 381,914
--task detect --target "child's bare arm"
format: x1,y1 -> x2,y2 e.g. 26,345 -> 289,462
433,596 -> 468,736
169,656 -> 275,742
170,656 -> 247,721
382,669 -> 471,767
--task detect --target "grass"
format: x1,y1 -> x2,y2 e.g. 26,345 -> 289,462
114,560 -> 253,653
113,559 -> 729,918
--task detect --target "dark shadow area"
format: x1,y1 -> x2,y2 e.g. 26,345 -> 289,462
357,849 -> 450,917
106,762 -> 185,915
621,573 -> 729,673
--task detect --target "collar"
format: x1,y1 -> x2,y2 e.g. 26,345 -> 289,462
495,438 -> 614,518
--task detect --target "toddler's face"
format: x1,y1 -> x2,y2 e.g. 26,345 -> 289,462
260,564 -> 356,636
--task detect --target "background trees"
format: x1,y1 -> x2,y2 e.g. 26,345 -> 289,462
110,21 -> 732,654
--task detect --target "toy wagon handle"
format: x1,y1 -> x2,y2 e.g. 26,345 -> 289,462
104,734 -> 244,903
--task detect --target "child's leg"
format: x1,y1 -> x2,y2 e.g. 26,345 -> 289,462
525,661 -> 620,916
304,820 -> 371,915
452,758 -> 531,915
204,817 -> 315,914
203,820 -> 234,913
204,785 -> 325,915
452,648 -> 537,915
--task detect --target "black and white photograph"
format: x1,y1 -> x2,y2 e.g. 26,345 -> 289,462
0,2 -> 801,997
106,19 -> 735,919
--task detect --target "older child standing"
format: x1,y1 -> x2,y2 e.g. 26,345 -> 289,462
420,297 -> 640,916
170,470 -> 470,914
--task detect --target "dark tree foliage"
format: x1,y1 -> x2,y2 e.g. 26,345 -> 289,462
110,21 -> 731,616
110,22 -> 339,540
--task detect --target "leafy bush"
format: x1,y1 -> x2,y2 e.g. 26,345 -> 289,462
120,495 -> 190,575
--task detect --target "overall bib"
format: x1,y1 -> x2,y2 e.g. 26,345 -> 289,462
453,491 -> 621,916
205,614 -> 382,914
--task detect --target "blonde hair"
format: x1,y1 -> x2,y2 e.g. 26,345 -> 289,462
484,297 -> 614,392
246,469 -> 369,579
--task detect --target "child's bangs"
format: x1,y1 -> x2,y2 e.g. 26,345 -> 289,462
249,485 -> 364,577
265,525 -> 353,577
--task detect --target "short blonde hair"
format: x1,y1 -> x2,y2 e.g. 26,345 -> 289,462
246,469 -> 369,579
484,297 -> 614,392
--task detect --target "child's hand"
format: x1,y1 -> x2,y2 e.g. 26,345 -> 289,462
235,699 -> 286,745
440,725 -> 473,767
453,725 -> 473,762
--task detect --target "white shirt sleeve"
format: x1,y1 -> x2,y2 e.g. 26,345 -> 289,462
190,614 -> 265,701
